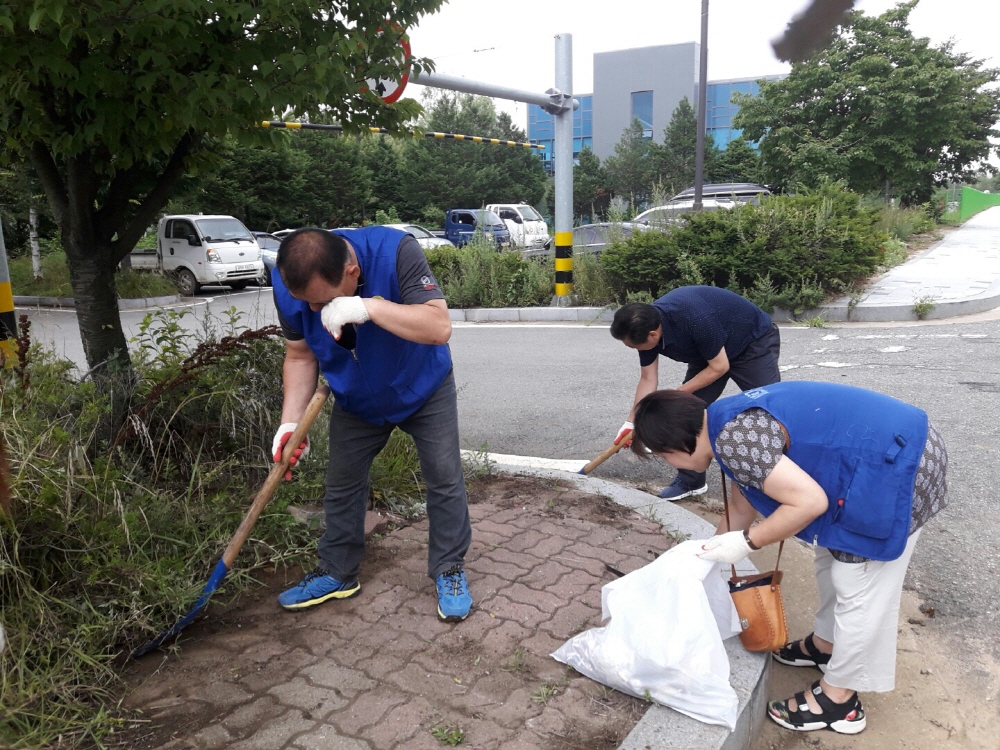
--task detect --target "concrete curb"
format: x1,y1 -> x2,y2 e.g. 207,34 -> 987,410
490,462 -> 769,750
14,294 -> 180,310
449,307 -> 614,323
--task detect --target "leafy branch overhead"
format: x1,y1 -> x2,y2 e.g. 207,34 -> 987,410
0,0 -> 444,378
734,0 -> 1000,204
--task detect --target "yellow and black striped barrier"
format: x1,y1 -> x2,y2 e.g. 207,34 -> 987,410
0,220 -> 17,368
260,121 -> 545,150
553,231 -> 573,297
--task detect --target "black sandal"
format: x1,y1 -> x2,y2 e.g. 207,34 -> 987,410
772,633 -> 831,671
767,680 -> 866,734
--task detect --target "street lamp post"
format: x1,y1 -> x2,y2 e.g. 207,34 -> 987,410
693,0 -> 709,212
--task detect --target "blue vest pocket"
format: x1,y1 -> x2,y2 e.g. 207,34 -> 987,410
837,458 -> 895,539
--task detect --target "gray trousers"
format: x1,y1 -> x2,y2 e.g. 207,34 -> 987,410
317,370 -> 472,581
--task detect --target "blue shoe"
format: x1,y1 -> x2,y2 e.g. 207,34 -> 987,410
435,565 -> 472,622
658,476 -> 708,501
277,568 -> 360,610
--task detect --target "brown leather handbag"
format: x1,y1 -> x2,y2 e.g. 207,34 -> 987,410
722,471 -> 789,652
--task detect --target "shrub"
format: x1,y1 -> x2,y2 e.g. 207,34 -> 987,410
600,183 -> 888,312
876,204 -> 935,241
425,236 -> 551,308
599,229 -> 681,299
571,252 -> 616,306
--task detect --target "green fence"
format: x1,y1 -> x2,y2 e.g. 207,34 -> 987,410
960,187 -> 1000,221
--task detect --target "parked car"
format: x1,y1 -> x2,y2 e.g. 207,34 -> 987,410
669,182 -> 770,204
444,209 -> 511,248
130,215 -> 264,296
382,224 -> 455,251
632,183 -> 772,229
251,231 -> 282,286
571,222 -> 640,256
485,203 -> 550,250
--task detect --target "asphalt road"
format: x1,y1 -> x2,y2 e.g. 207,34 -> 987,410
16,289 -> 1000,657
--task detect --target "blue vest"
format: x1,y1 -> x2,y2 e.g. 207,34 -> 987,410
272,226 -> 453,425
707,382 -> 927,561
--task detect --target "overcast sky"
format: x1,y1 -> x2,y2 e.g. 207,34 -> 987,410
405,0 -> 999,130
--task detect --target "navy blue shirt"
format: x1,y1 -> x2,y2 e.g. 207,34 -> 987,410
638,286 -> 773,367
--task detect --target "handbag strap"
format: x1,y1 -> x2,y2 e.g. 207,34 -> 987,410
721,465 -> 783,578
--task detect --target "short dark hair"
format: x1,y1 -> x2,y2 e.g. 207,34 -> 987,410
610,303 -> 661,345
276,229 -> 350,292
631,390 -> 707,457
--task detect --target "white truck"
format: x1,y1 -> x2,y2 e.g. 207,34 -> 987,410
485,204 -> 551,252
130,214 -> 265,296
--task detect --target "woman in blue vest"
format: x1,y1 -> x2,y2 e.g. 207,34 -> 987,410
630,382 -> 948,735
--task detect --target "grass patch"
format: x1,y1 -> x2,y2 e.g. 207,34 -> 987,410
8,249 -> 176,299
0,308 -> 431,746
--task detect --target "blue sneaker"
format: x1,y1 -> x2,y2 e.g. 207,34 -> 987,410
435,565 -> 472,622
277,568 -> 360,610
658,476 -> 708,501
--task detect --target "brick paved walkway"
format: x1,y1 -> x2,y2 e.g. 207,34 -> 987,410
125,476 -> 675,749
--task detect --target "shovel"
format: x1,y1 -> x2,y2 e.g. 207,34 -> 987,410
578,430 -> 633,475
131,383 -> 331,658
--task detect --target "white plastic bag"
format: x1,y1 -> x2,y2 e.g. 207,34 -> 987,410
551,539 -> 741,729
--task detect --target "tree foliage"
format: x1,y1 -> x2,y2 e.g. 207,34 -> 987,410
603,118 -> 656,206
652,97 -> 720,196
0,0 -> 441,378
710,138 -> 763,185
573,148 -> 610,222
396,93 -> 547,218
734,0 -> 1000,203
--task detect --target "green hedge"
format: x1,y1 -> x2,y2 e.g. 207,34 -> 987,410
600,183 -> 888,313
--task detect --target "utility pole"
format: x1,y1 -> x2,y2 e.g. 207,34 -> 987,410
0,217 -> 18,368
693,0 -> 709,212
551,33 -> 574,304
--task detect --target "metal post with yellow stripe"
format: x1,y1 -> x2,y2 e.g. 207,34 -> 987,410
0,218 -> 17,368
553,231 -> 573,297
551,33 -> 574,305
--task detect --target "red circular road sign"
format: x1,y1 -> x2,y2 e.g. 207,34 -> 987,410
362,29 -> 411,104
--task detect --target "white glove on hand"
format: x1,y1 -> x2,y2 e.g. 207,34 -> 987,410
272,422 -> 310,481
614,420 -> 634,446
697,530 -> 753,564
320,296 -> 370,340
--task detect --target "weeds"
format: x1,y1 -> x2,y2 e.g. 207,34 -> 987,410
532,682 -> 560,705
796,315 -> 828,328
430,724 -> 465,746
913,294 -> 937,320
500,647 -> 528,673
0,307 -> 428,746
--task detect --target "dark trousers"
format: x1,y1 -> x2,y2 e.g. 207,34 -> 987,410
317,370 -> 472,580
676,324 -> 782,488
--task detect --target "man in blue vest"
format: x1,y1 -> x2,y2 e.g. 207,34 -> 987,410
630,382 -> 948,735
270,227 -> 473,622
610,286 -> 780,500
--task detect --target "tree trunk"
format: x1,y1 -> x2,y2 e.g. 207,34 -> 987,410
65,241 -> 131,376
29,205 -> 42,280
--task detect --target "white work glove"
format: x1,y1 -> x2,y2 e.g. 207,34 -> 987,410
614,420 -> 634,447
697,531 -> 753,564
272,422 -> 310,481
320,296 -> 370,340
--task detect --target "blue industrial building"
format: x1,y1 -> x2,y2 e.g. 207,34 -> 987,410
527,43 -> 784,171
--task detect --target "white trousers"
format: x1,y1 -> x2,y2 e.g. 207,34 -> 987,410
813,529 -> 921,693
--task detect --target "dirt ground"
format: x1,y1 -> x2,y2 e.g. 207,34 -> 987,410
120,475 -> 665,749
670,495 -> 1000,750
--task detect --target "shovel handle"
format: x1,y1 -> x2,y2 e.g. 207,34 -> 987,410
580,431 -> 632,475
222,383 -> 331,566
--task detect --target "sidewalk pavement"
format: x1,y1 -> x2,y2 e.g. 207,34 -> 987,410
123,467 -> 766,750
